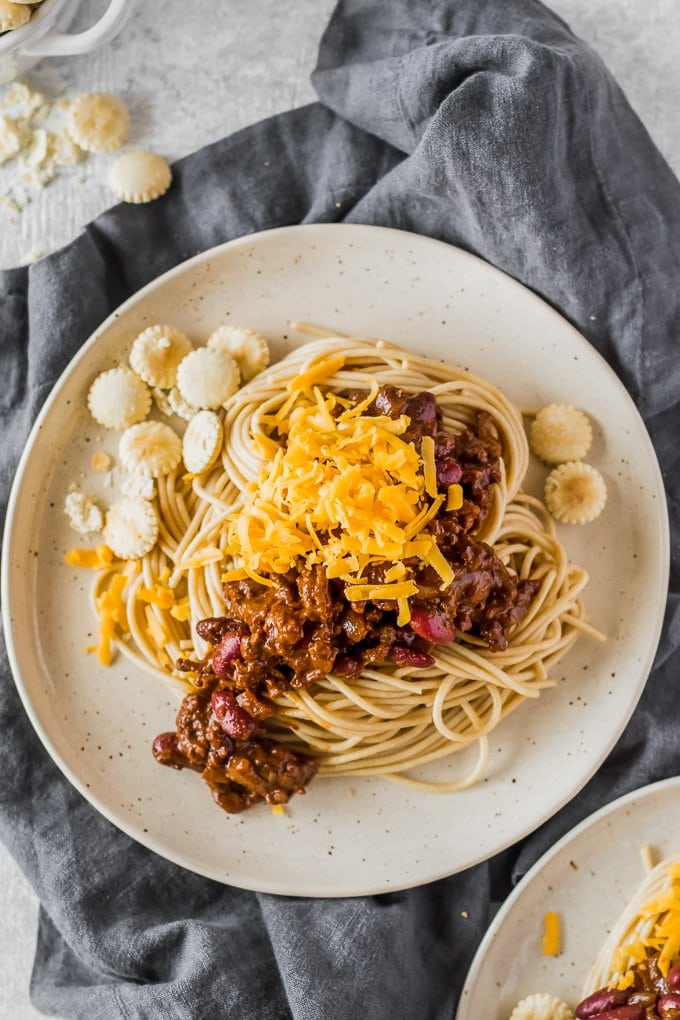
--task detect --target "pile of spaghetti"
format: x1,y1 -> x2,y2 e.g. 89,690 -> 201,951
92,336 -> 600,812
575,857 -> 680,1017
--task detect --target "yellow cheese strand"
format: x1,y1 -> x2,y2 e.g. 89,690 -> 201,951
227,385 -> 454,602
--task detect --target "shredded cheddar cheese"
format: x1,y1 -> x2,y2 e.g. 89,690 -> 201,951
170,598 -> 192,622
286,354 -> 346,392
176,547 -> 223,572
345,581 -> 419,602
620,862 -> 680,976
617,971 -> 635,991
542,912 -> 560,956
145,605 -> 168,649
65,544 -> 115,569
138,583 -> 175,610
226,369 -> 459,621
421,436 -> 438,498
90,571 -> 129,665
446,483 -> 464,511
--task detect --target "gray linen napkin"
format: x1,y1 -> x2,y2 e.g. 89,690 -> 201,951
1,1 -> 679,1017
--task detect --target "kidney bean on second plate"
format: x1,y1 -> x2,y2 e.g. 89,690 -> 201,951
575,989 -> 629,1018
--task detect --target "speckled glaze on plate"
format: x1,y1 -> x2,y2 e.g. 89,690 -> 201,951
1,224 -> 669,896
456,777 -> 680,1018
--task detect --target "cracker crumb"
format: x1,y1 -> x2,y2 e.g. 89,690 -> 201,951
19,246 -> 43,265
91,451 -> 112,472
0,79 -> 92,213
64,489 -> 104,535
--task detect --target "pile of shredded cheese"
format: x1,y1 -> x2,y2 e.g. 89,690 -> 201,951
224,364 -> 463,626
615,861 -> 680,985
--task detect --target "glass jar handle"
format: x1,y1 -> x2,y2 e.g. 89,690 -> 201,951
23,0 -> 131,58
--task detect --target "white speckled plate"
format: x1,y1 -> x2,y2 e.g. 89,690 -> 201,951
1,224 -> 669,896
456,777 -> 680,1018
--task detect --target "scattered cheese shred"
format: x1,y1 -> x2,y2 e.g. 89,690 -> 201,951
65,544 -> 115,569
447,483 -> 463,511
286,354 -> 346,392
617,971 -> 635,991
397,597 -> 410,626
424,543 -> 455,587
138,583 -> 175,610
169,598 -> 192,622
91,571 -> 129,665
145,605 -> 168,649
177,547 -> 223,572
271,804 -> 286,817
345,581 -> 418,602
421,435 -> 438,498
221,566 -> 247,583
542,912 -> 560,956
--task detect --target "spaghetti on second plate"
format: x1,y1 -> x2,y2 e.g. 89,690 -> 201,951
91,335 -> 600,811
582,856 -> 680,1000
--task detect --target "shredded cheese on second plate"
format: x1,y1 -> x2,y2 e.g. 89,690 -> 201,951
616,861 -> 680,980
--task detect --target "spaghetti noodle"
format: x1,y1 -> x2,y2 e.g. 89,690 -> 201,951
583,856 -> 680,996
88,335 -> 601,808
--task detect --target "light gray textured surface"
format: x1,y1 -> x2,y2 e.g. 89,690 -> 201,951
0,0 -> 678,1016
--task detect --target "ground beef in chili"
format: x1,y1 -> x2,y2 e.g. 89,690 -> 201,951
152,386 -> 539,812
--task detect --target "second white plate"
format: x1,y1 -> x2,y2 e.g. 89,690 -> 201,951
457,777 -> 680,1018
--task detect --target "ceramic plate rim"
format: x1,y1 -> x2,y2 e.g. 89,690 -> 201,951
1,224 -> 671,896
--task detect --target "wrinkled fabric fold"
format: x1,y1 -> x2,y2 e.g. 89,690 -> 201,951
0,1 -> 678,1018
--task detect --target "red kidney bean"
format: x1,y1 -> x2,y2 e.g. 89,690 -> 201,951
333,655 -> 361,676
668,964 -> 680,992
211,633 -> 242,676
151,732 -> 182,767
575,989 -> 630,1018
436,456 -> 463,486
389,645 -> 435,668
589,1009 -> 644,1020
409,606 -> 456,644
196,616 -> 237,643
658,993 -> 680,1016
406,391 -> 437,424
211,690 -> 255,740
